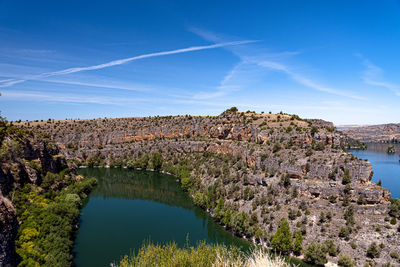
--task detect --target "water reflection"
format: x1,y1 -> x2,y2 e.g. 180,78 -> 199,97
73,168 -> 251,267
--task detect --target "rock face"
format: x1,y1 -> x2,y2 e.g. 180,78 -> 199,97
20,114 -> 389,204
17,112 -> 398,266
0,126 -> 69,266
0,197 -> 17,267
339,123 -> 400,143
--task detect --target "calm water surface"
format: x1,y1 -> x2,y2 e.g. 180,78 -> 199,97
73,168 -> 251,267
349,143 -> 400,199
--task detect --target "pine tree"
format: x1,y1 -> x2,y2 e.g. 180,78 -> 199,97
271,219 -> 292,254
293,231 -> 303,255
342,169 -> 352,185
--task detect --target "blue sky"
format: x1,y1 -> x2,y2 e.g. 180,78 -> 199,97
1,0 -> 400,125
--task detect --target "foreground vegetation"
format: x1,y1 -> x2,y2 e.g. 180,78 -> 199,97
13,174 -> 97,267
0,116 -> 98,266
118,241 -> 294,267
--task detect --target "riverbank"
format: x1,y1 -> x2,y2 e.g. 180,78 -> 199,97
75,167 -> 311,267
349,143 -> 400,199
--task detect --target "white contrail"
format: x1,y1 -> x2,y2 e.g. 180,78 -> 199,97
0,40 -> 256,88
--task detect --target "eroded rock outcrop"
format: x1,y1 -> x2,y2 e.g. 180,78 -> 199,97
17,112 -> 398,266
0,124 -> 69,266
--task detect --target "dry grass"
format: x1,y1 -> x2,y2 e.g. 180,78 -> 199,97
118,242 -> 296,267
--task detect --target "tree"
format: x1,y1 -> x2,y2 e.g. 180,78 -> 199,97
231,211 -> 249,236
344,205 -> 355,226
228,106 -> 238,113
311,126 -> 319,137
338,226 -> 351,240
366,242 -> 380,259
214,198 -> 225,221
222,209 -> 232,227
134,155 -> 149,169
254,227 -> 263,242
193,192 -> 208,209
389,198 -> 400,218
271,219 -> 292,254
273,142 -> 282,153
280,174 -> 291,188
151,152 -> 163,171
293,231 -> 303,256
342,169 -> 352,185
357,194 -> 366,205
324,240 -> 338,257
180,177 -> 192,191
338,254 -> 356,267
304,242 -> 328,265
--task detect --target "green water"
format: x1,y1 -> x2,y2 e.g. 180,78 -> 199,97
72,168 -> 252,267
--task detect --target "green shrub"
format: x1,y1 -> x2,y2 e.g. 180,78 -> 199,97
231,211 -> 250,237
338,226 -> 351,239
338,254 -> 356,267
344,205 -> 355,226
273,142 -> 282,153
366,242 -> 380,259
15,175 -> 97,266
134,155 -> 149,169
390,251 -> 399,259
342,169 -> 352,185
324,240 -> 338,257
389,198 -> 400,219
304,242 -> 327,265
0,140 -> 22,161
280,174 -> 291,188
151,152 -> 163,171
180,177 -> 192,191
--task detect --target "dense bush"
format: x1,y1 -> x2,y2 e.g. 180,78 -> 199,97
366,242 -> 380,259
342,169 -> 352,185
389,198 -> 400,218
86,152 -> 106,167
338,254 -> 355,267
151,152 -> 163,171
14,174 -> 97,266
134,155 -> 149,169
304,242 -> 327,266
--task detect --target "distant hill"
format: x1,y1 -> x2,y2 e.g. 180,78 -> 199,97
338,123 -> 400,143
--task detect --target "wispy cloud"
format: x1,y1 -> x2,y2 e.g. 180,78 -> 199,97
0,40 -> 256,88
359,55 -> 400,96
30,78 -> 155,92
190,27 -> 362,100
1,90 -> 124,105
255,60 -> 363,99
193,62 -> 244,99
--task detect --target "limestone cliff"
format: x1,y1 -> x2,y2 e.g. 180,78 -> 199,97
17,111 -> 399,266
0,120 -> 69,266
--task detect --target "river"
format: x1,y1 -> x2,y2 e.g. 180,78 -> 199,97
349,143 -> 400,199
73,143 -> 399,266
72,168 -> 252,266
